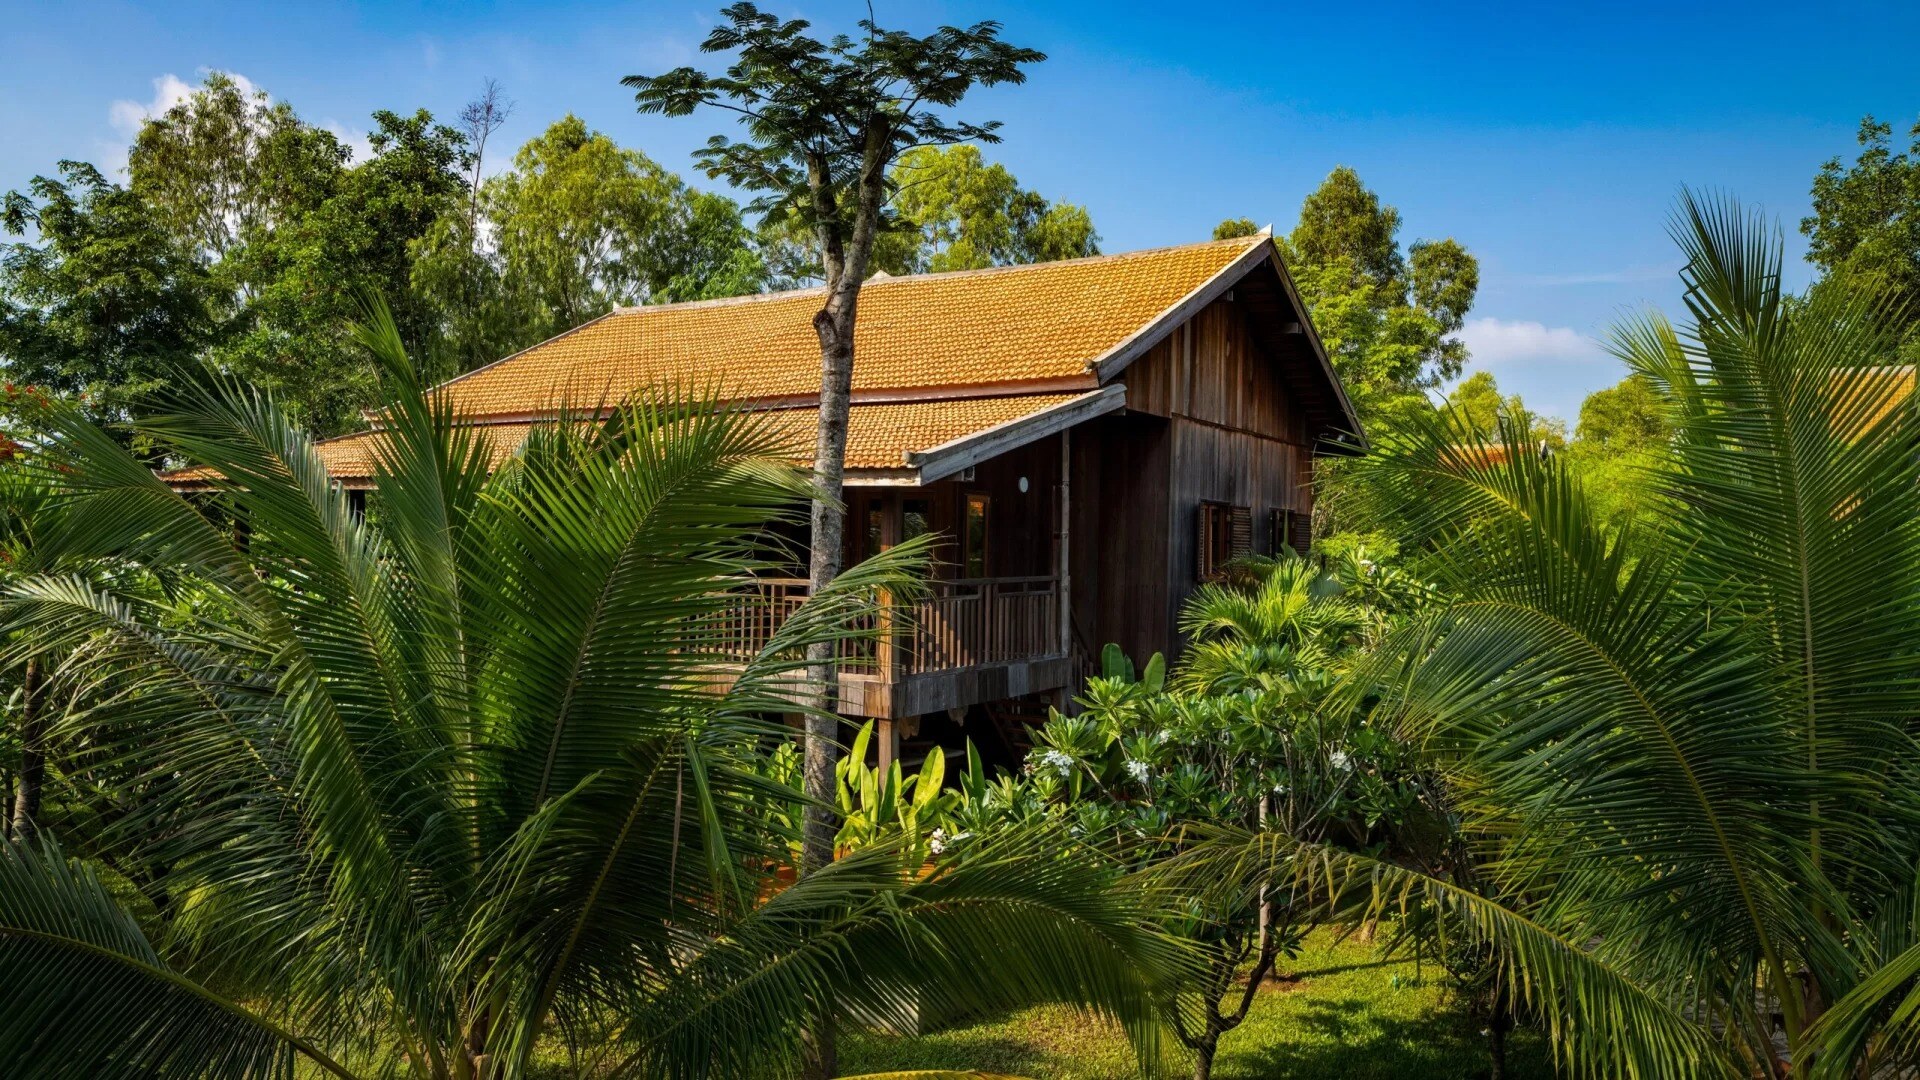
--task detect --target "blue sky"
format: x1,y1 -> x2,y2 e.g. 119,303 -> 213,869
5,1 -> 1919,421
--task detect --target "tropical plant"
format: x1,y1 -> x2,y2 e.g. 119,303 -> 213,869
1192,192 -> 1920,1078
0,303 -> 1181,1080
832,720 -> 958,856
951,554 -> 1427,1080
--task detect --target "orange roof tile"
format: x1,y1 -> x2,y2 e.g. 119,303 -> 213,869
434,236 -> 1265,416
1832,366 -> 1914,436
172,394 -> 1089,487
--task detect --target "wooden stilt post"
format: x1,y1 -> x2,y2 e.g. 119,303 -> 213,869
1057,430 -> 1074,713
878,718 -> 897,776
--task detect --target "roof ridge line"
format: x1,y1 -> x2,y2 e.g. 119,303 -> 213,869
606,235 -> 1266,316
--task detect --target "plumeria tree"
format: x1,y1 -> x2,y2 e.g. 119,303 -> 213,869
953,554 -> 1431,1080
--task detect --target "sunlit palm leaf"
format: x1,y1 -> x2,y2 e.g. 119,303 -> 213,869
0,840 -> 362,1080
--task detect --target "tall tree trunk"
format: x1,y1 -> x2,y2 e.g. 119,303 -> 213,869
10,657 -> 46,843
797,133 -> 887,1080
1486,976 -> 1512,1080
1191,1027 -> 1219,1080
799,303 -> 854,879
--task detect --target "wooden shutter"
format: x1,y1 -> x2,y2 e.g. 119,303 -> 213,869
1228,506 -> 1252,559
1286,509 -> 1312,556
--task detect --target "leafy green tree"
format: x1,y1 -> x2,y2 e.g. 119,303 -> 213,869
1444,370 -> 1563,449
874,145 -> 1098,274
114,73 -> 477,432
626,7 -> 1047,962
1292,167 -> 1405,292
1558,373 -> 1672,534
1574,371 -> 1667,449
0,162 -> 213,423
655,189 -> 771,301
1445,370 -> 1504,438
1803,115 -> 1920,359
1241,193 -> 1920,1077
220,108 -> 470,429
412,117 -> 767,370
1222,167 -> 1479,431
1211,218 -> 1260,241
487,115 -> 707,328
0,308 -> 1179,1080
128,72 -> 347,268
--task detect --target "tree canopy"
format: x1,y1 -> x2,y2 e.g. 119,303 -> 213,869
1803,115 -> 1920,359
874,145 -> 1098,275
1227,167 -> 1480,432
1,75 -> 783,434
0,162 -> 213,425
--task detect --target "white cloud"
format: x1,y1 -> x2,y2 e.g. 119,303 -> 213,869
1457,317 -> 1605,369
107,73 -> 195,140
324,120 -> 374,164
102,71 -> 272,175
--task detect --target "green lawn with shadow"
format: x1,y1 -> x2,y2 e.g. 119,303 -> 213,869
839,929 -> 1556,1079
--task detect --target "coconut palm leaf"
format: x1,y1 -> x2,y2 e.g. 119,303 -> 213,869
0,839 -> 362,1080
1339,192 -> 1920,1071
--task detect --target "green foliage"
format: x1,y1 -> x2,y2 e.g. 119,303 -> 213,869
1561,373 -> 1672,534
488,115 -> 742,326
874,146 -> 1098,275
1224,167 -> 1479,434
955,553 -> 1437,1073
1322,192 -> 1920,1075
128,71 -> 347,262
0,307 -> 1180,1079
1291,167 -> 1405,292
217,108 -> 470,427
1573,371 -> 1667,449
413,115 -> 769,373
1802,115 -> 1920,360
0,162 -> 214,424
1211,218 -> 1260,241
833,721 -> 957,855
625,4 -> 1045,239
5,72 -> 773,433
1443,370 -> 1564,449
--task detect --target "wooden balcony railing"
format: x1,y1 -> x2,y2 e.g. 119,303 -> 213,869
715,575 -> 1065,680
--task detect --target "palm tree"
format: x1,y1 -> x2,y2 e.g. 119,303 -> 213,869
0,305 -> 1180,1080
1191,192 -> 1920,1078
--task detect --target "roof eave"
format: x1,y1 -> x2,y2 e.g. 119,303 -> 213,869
905,384 -> 1127,484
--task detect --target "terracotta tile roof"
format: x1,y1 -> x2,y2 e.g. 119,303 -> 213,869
167,236 -> 1290,489
434,236 -> 1265,416
1832,366 -> 1914,436
171,394 -> 1089,487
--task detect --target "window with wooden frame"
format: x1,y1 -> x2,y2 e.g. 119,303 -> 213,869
902,499 -> 932,544
1198,501 -> 1252,580
1269,507 -> 1313,557
962,493 -> 991,578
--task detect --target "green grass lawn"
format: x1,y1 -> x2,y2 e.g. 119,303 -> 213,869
839,930 -> 1556,1079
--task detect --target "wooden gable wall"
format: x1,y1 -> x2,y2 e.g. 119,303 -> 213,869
1070,288 -> 1319,667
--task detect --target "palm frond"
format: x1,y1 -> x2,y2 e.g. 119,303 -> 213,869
0,839 -> 361,1080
